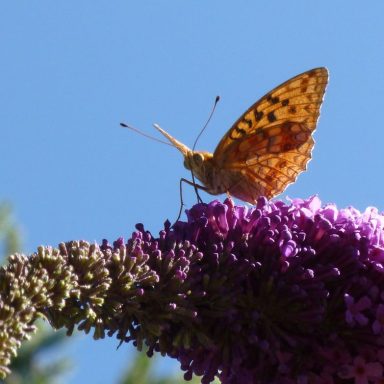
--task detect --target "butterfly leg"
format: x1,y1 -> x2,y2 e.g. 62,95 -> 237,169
190,172 -> 204,204
181,178 -> 207,203
175,178 -> 208,222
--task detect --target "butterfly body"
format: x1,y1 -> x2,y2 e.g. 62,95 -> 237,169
155,67 -> 328,204
183,151 -> 231,196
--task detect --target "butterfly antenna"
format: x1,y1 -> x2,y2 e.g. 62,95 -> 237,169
120,122 -> 173,147
192,96 -> 220,151
190,96 -> 220,204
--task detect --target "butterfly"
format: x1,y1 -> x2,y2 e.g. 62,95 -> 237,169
122,67 -> 328,204
149,68 -> 328,204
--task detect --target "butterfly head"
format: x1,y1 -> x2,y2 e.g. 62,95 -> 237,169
183,150 -> 212,173
183,150 -> 214,188
154,124 -> 213,182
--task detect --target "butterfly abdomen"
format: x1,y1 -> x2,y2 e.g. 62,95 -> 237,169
197,157 -> 256,199
200,162 -> 267,203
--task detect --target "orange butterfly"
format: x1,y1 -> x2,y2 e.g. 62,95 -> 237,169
151,68 -> 328,204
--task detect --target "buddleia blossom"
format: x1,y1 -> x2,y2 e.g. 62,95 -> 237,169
1,196 -> 384,383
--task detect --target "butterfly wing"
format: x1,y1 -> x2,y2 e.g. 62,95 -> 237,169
212,67 -> 328,201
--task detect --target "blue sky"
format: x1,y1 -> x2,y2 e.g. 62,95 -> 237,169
1,1 -> 384,383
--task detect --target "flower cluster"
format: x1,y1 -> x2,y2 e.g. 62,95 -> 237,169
1,196 -> 384,383
158,197 -> 384,383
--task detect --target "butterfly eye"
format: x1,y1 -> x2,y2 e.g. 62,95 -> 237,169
183,158 -> 191,170
192,153 -> 204,166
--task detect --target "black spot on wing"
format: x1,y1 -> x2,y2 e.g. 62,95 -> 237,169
267,111 -> 277,123
243,118 -> 253,128
236,127 -> 247,136
229,126 -> 247,140
267,94 -> 280,104
255,110 -> 264,122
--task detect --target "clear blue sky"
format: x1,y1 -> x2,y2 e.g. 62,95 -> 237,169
1,2 -> 384,383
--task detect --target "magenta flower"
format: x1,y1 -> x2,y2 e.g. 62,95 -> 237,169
344,294 -> 371,326
373,304 -> 384,335
339,356 -> 383,383
2,195 -> 384,383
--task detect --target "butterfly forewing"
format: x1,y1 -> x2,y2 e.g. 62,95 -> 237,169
211,67 -> 328,201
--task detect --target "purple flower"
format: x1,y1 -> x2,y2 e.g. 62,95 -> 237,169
4,195 -> 384,383
338,356 -> 383,383
130,196 -> 384,383
344,294 -> 371,327
373,304 -> 384,334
